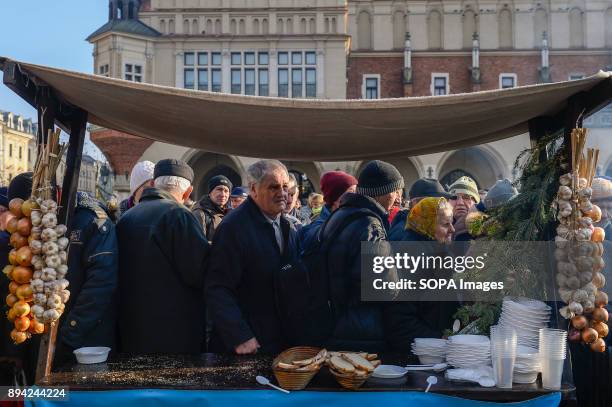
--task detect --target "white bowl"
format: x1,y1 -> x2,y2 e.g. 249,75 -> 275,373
513,371 -> 539,384
73,347 -> 111,364
448,335 -> 490,345
418,355 -> 446,365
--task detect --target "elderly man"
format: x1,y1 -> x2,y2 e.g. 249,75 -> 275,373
230,186 -> 249,209
117,159 -> 209,354
193,175 -> 232,242
284,174 -> 311,228
206,160 -> 300,354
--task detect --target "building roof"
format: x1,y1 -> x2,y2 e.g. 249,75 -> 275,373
86,19 -> 161,42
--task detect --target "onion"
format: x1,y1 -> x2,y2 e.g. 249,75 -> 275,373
593,272 -> 606,289
7,307 -> 18,322
8,198 -> 24,218
16,246 -> 33,267
590,338 -> 606,353
10,328 -> 28,344
14,316 -> 30,332
10,232 -> 27,249
28,319 -> 45,335
595,291 -> 609,308
12,300 -> 30,317
16,217 -> 31,236
568,327 -> 582,342
15,284 -> 33,301
21,199 -> 39,218
592,321 -> 609,338
6,217 -> 18,234
582,327 -> 598,344
8,281 -> 18,295
587,205 -> 603,223
11,266 -> 32,284
592,227 -> 605,243
592,307 -> 609,323
6,293 -> 18,308
571,315 -> 588,330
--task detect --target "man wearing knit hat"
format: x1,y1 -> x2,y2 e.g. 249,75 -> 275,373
448,175 -> 480,241
117,159 -> 209,354
192,175 -> 232,242
119,161 -> 155,217
316,160 -> 404,351
300,170 -> 357,249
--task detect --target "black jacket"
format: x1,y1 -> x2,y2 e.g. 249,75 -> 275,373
116,188 -> 209,354
58,193 -> 119,354
387,226 -> 459,344
205,197 -> 300,354
192,195 -> 227,243
320,193 -> 396,352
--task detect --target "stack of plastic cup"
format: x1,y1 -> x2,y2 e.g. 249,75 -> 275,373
490,325 -> 517,388
538,328 -> 567,390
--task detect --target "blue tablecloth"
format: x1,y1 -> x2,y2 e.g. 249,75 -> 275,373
28,389 -> 561,407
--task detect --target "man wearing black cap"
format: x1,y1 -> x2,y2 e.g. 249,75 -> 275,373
116,159 -> 210,354
192,175 -> 232,243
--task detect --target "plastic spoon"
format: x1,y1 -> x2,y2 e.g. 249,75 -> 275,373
425,375 -> 438,393
256,376 -> 290,394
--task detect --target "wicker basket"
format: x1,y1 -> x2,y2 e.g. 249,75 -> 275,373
329,368 -> 372,390
272,346 -> 322,390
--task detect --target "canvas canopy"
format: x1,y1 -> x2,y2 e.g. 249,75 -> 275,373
2,57 -> 611,161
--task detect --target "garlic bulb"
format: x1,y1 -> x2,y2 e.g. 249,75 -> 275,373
33,270 -> 42,280
554,248 -> 568,262
559,288 -> 574,303
58,251 -> 67,264
30,211 -> 42,226
56,264 -> 68,278
57,237 -> 69,251
559,173 -> 572,186
558,186 -> 573,200
55,224 -> 67,236
556,273 -> 568,287
593,272 -> 606,289
42,309 -> 60,323
578,178 -> 588,189
41,268 -> 57,282
60,290 -> 70,303
555,236 -> 569,249
31,279 -> 44,293
569,301 -> 584,314
31,305 -> 45,319
46,294 -> 62,309
579,187 -> 593,200
45,254 -> 61,268
573,289 -> 589,303
41,228 -> 58,242
580,200 -> 593,213
33,293 -> 47,306
41,213 -> 58,228
559,306 -> 574,319
30,239 -> 42,255
58,279 -> 69,290
40,199 -> 58,214
42,241 -> 58,255
567,276 -> 581,290
583,300 -> 595,313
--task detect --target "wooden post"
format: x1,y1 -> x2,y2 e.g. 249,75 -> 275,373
35,108 -> 87,383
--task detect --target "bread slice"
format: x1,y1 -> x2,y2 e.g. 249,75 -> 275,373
371,360 -> 381,368
330,355 -> 356,373
366,353 -> 378,361
292,357 -> 314,366
277,362 -> 299,370
354,369 -> 369,377
341,353 -> 375,373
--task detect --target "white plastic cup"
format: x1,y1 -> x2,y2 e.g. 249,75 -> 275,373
490,326 -> 517,388
541,357 -> 564,390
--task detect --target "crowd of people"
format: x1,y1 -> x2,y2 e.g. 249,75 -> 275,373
4,155 -> 612,385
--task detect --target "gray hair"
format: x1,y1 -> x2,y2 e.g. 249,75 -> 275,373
154,176 -> 191,195
288,173 -> 298,188
247,160 -> 288,186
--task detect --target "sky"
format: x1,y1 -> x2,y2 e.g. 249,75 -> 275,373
0,1 -> 109,160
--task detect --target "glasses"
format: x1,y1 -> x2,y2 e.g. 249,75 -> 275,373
451,193 -> 475,203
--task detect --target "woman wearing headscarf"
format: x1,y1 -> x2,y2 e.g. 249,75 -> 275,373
386,198 -> 459,347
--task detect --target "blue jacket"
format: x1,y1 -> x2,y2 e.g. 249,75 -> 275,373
59,192 -> 118,351
299,204 -> 332,250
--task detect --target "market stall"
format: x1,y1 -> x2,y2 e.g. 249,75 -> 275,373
2,56 -> 612,406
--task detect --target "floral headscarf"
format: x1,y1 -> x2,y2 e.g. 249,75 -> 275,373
406,197 -> 448,240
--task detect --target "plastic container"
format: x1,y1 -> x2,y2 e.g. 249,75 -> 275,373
541,357 -> 564,390
418,355 -> 446,365
73,347 -> 111,364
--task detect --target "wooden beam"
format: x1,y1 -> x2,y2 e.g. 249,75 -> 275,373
35,108 -> 87,383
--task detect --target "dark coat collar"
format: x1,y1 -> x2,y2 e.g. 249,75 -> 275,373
140,187 -> 179,203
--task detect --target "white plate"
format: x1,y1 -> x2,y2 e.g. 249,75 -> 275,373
414,338 -> 448,347
448,335 -> 490,345
372,365 -> 408,379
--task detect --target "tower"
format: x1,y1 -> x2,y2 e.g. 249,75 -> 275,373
108,0 -> 140,21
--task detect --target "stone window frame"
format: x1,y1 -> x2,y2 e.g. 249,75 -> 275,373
362,74 -> 381,99
499,73 -> 518,89
430,73 -> 450,96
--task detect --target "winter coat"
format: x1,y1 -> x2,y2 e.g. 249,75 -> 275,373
55,193 -> 119,364
299,204 -> 331,251
192,195 -> 227,243
116,187 -> 209,354
319,193 -> 399,352
205,197 -> 300,354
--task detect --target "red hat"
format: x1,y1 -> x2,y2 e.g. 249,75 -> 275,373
320,171 -> 358,206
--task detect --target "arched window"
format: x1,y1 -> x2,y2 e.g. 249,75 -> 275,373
332,17 -> 337,33
262,18 -> 269,34
499,8 -> 513,48
206,19 -> 213,34
569,8 -> 584,48
230,19 -> 237,34
309,18 -> 316,34
169,19 -> 175,34
253,18 -> 260,34
534,8 -> 548,45
192,19 -> 199,34
117,1 -> 124,19
287,18 -> 293,34
463,9 -> 476,49
184,19 -> 190,34
239,19 -> 246,34
160,19 -> 166,34
278,18 -> 284,34
301,18 -> 307,34
428,10 -> 442,49
606,8 -> 612,47
393,10 -> 406,49
325,17 -> 330,33
357,10 -> 372,50
215,19 -> 222,34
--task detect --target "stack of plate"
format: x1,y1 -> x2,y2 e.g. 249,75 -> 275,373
498,297 -> 551,349
411,338 -> 447,364
446,335 -> 491,368
513,345 -> 541,384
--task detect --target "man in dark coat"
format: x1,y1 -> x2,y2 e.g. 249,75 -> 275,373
320,160 -> 405,352
117,159 -> 209,354
192,175 -> 232,243
206,160 -> 299,355
56,192 -> 118,365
